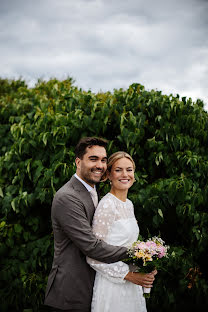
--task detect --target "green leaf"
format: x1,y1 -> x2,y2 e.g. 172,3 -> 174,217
155,152 -> 163,166
42,132 -> 48,145
6,237 -> 14,247
158,208 -> 163,218
11,199 -> 16,211
14,224 -> 23,233
0,221 -> 6,228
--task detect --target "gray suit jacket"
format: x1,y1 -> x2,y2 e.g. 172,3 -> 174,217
44,176 -> 128,310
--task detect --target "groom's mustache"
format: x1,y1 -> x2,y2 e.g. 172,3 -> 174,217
91,168 -> 105,173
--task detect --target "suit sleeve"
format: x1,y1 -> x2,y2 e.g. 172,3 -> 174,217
52,191 -> 128,263
86,198 -> 129,283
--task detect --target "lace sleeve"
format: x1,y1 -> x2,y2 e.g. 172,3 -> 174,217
86,196 -> 129,284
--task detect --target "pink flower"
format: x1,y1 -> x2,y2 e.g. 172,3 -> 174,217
137,242 -> 147,250
146,241 -> 157,248
157,246 -> 166,258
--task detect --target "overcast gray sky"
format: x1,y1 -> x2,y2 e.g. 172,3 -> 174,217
1,0 -> 208,110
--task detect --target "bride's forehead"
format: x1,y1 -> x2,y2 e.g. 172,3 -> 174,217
113,158 -> 133,167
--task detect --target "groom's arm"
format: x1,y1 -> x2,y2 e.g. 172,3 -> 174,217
53,192 -> 128,263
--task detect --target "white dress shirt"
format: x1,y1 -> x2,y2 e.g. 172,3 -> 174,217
74,173 -> 98,207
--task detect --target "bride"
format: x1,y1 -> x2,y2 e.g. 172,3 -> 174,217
87,151 -> 157,312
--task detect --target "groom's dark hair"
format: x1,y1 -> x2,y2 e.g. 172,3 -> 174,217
75,137 -> 108,159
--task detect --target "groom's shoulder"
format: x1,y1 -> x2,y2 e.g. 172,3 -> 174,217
54,175 -> 87,200
51,177 -> 84,215
55,176 -> 77,195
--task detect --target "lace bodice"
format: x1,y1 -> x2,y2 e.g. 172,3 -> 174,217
87,193 -> 139,283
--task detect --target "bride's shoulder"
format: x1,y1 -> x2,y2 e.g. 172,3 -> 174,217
99,192 -> 113,204
97,193 -> 116,209
126,198 -> 133,204
126,198 -> 134,208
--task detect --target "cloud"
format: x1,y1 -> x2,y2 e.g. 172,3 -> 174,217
0,0 -> 207,109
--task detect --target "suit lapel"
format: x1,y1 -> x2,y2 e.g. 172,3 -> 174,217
69,175 -> 96,216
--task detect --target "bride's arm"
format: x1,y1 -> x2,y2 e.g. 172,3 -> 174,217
86,197 -> 129,284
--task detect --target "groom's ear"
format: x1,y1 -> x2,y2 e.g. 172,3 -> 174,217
75,157 -> 81,170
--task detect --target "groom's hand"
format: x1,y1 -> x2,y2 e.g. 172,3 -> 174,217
124,270 -> 157,288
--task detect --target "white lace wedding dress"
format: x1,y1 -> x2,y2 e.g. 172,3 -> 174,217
87,193 -> 147,312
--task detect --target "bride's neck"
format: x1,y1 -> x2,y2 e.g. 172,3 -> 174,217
110,188 -> 128,202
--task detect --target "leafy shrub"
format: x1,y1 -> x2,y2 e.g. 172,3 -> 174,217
0,78 -> 208,311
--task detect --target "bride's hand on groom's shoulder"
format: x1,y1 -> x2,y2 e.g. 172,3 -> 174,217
124,270 -> 157,288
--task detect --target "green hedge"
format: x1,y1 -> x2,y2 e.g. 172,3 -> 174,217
0,78 -> 208,311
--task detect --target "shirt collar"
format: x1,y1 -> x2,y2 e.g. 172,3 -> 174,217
74,173 -> 96,192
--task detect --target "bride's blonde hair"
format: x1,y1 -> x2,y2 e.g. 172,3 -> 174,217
102,151 -> 135,181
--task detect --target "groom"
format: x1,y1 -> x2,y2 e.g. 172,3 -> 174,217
44,137 -> 155,312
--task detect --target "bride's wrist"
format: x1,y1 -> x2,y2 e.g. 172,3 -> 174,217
124,271 -> 133,281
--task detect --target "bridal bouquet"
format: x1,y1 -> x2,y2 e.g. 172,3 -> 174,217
125,236 -> 169,298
